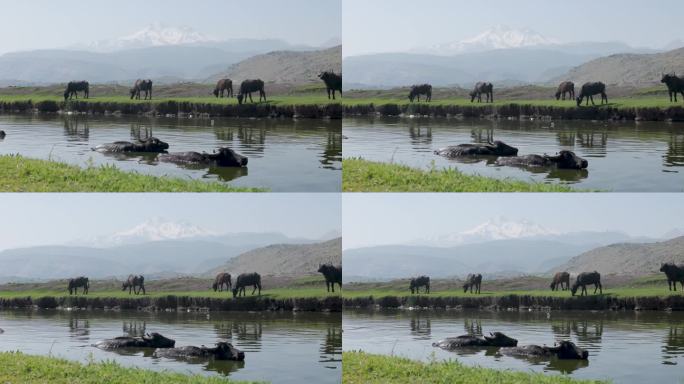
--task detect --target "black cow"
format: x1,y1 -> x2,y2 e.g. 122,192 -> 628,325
237,79 -> 266,104
550,272 -> 571,291
470,82 -> 493,103
409,276 -> 430,294
660,263 -> 684,291
319,71 -> 342,100
213,272 -> 232,292
463,274 -> 482,294
555,81 -> 575,100
318,264 -> 342,292
130,79 -> 153,100
576,82 -> 608,106
408,84 -> 432,102
68,276 -> 89,295
213,79 -> 233,98
661,73 -> 684,102
232,273 -> 262,298
571,271 -> 602,296
64,81 -> 90,100
122,275 -> 145,295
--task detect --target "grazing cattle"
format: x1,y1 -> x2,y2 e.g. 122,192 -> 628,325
661,73 -> 684,102
237,79 -> 266,104
434,140 -> 518,158
64,81 -> 90,100
463,274 -> 482,294
555,81 -> 575,100
130,79 -> 153,100
576,82 -> 608,106
408,84 -> 432,102
319,71 -> 342,100
550,272 -> 571,291
122,275 -> 145,295
571,271 -> 602,296
68,276 -> 89,295
659,263 -> 684,291
409,276 -> 430,294
470,82 -> 493,103
433,332 -> 518,350
212,272 -> 232,292
159,147 -> 248,167
213,79 -> 233,98
318,264 -> 342,292
232,273 -> 262,298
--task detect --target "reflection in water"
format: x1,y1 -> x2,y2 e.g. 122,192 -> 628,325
464,318 -> 482,336
409,315 -> 431,338
64,118 -> 89,142
665,133 -> 684,167
663,326 -> 684,365
321,131 -> 342,169
557,132 -> 576,147
471,128 -> 494,144
123,321 -> 147,337
408,125 -> 432,147
320,326 -> 342,368
130,122 -> 153,141
576,132 -> 608,150
68,316 -> 90,339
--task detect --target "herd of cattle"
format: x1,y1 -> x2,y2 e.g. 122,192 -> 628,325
409,263 -> 684,296
66,263 -> 342,297
408,73 -> 684,105
62,71 -> 342,103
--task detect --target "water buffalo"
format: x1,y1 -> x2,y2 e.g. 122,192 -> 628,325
318,264 -> 342,292
237,79 -> 266,104
500,341 -> 588,360
409,276 -> 430,294
661,73 -> 684,102
232,273 -> 262,298
576,82 -> 607,106
496,151 -> 588,170
95,332 -> 175,350
0,130 -> 5,139
470,82 -> 493,103
408,84 -> 432,102
93,137 -> 169,153
68,276 -> 89,295
434,141 -> 518,158
64,81 -> 89,100
319,71 -> 342,100
571,271 -> 602,296
659,263 -> 684,291
130,79 -> 153,100
463,274 -> 482,294
159,147 -> 248,167
555,81 -> 575,100
122,275 -> 145,295
154,341 -> 245,361
550,272 -> 571,291
212,272 -> 232,292
213,79 -> 233,98
433,332 -> 518,350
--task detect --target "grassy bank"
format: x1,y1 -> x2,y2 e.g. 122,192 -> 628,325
343,158 -> 577,192
0,155 -> 262,192
0,352 -> 261,384
343,351 -> 605,384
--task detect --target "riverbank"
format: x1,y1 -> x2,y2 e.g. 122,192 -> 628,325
343,351 -> 604,384
0,352 -> 261,384
342,158 -> 578,192
0,155 -> 263,192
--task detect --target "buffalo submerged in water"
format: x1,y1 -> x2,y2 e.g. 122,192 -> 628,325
434,141 -> 518,158
496,150 -> 588,170
93,137 -> 169,153
153,341 -> 245,361
499,340 -> 589,360
159,147 -> 248,167
95,332 -> 175,350
433,332 -> 518,350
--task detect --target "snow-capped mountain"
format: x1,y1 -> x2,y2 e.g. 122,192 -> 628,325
79,218 -> 217,247
79,23 -> 216,52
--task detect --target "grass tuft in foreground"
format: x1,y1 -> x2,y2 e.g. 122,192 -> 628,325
343,158 -> 578,192
0,352 -> 262,384
0,155 -> 264,192
343,351 -> 607,384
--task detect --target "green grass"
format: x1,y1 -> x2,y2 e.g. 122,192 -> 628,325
0,352 -> 261,384
343,351 -> 606,384
0,94 -> 335,106
343,158 -> 578,192
0,155 -> 263,192
342,287 -> 678,299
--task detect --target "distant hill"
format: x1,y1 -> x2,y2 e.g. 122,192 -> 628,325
555,47 -> 684,86
208,238 -> 341,277
552,236 -> 684,276
207,46 -> 341,85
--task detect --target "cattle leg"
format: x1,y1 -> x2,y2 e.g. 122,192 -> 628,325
249,93 -> 254,103
140,285 -> 145,295
331,282 -> 335,293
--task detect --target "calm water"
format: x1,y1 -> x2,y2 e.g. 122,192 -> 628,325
343,309 -> 684,383
0,115 -> 341,192
0,310 -> 341,384
343,117 -> 684,191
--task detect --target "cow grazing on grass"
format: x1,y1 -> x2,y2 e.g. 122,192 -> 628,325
68,276 -> 89,295
660,263 -> 684,291
212,272 -> 232,292
470,82 -> 493,103
408,84 -> 432,102
576,82 -> 608,106
550,272 -> 570,291
661,73 -> 684,102
130,79 -> 153,100
64,81 -> 89,100
555,81 -> 575,100
213,79 -> 233,98
122,275 -> 146,295
237,79 -> 266,104
571,271 -> 602,296
409,276 -> 430,294
232,273 -> 262,298
319,71 -> 342,100
463,274 -> 482,294
318,264 -> 342,292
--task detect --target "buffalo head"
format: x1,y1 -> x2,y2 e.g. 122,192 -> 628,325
140,137 -> 169,152
547,150 -> 588,169
555,341 -> 589,360
237,94 -> 244,105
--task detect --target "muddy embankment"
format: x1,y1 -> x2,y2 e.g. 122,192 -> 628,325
0,100 -> 343,119
344,294 -> 684,311
343,103 -> 684,122
0,295 -> 342,312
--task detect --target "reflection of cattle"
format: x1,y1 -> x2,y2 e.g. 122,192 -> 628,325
470,82 -> 493,103
130,79 -> 153,100
409,276 -> 430,294
213,79 -> 234,98
463,274 -> 482,294
571,271 -> 602,296
660,263 -> 684,291
64,81 -> 89,100
122,275 -> 145,295
68,276 -> 89,295
319,71 -> 342,100
237,79 -> 266,104
576,82 -> 607,106
318,264 -> 342,292
408,84 -> 432,102
550,272 -> 570,291
232,273 -> 262,297
213,272 -> 232,292
555,81 -> 575,100
661,73 -> 684,102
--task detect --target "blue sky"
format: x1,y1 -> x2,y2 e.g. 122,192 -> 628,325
0,0 -> 340,54
343,0 -> 684,56
343,194 -> 680,249
0,194 -> 341,251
